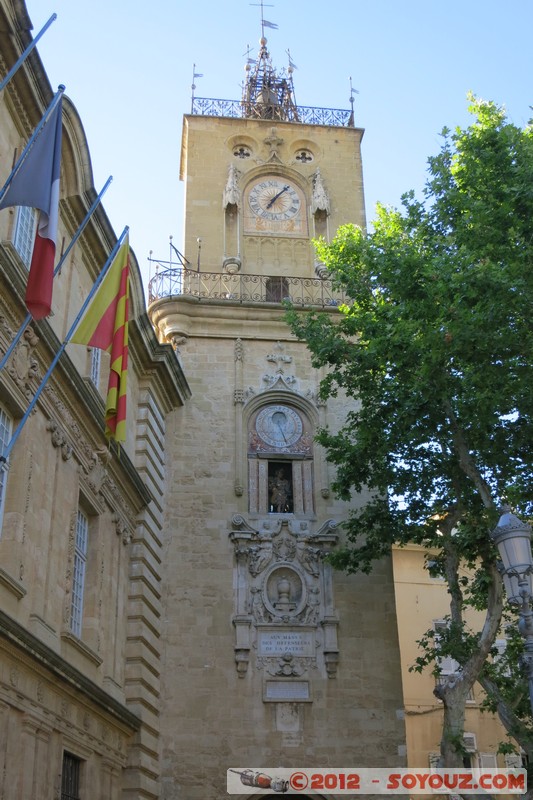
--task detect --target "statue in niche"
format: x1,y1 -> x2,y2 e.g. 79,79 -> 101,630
250,586 -> 266,622
303,586 -> 321,624
268,466 -> 292,513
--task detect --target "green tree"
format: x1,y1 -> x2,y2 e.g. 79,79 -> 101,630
287,96 -> 533,767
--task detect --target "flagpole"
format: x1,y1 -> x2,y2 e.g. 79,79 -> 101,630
0,225 -> 129,466
0,14 -> 57,93
0,175 -> 114,372
0,85 -> 65,203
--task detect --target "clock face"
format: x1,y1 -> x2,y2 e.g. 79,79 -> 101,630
244,176 -> 307,236
255,405 -> 303,448
249,178 -> 301,221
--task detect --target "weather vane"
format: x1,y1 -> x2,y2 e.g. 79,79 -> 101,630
250,0 -> 278,38
349,76 -> 359,125
190,63 -> 203,112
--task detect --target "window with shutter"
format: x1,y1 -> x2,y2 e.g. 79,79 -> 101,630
479,753 -> 498,768
13,206 -> 37,267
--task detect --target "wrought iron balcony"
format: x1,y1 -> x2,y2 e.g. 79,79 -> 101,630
190,97 -> 353,127
148,266 -> 346,309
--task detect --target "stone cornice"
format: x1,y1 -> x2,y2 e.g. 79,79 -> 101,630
0,608 -> 141,732
130,312 -> 191,413
0,246 -> 152,509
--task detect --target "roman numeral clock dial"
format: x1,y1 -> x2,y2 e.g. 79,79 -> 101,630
245,176 -> 306,235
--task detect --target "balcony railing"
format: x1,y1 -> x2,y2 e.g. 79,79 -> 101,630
148,267 -> 346,309
190,97 -> 353,128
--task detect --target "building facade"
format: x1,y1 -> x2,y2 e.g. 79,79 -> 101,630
392,544 -> 520,774
1,4 -> 517,800
0,2 -> 189,798
148,35 -> 406,800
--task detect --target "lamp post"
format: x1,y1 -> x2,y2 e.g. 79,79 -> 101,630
491,507 -> 533,714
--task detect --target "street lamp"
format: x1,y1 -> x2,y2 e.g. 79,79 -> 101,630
491,507 -> 533,713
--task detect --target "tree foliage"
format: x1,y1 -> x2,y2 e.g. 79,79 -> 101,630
286,96 -> 533,766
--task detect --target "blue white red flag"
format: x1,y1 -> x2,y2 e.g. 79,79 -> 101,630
0,98 -> 63,319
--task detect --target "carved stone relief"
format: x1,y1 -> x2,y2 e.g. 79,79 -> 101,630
46,419 -> 73,461
8,326 -> 40,398
230,515 -> 339,682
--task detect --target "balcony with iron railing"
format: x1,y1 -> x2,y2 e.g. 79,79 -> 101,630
190,97 -> 354,128
148,266 -> 346,309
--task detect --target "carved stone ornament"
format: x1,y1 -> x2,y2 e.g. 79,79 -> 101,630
262,372 -> 297,392
266,342 -> 292,369
230,515 -> 340,679
314,259 -> 330,280
8,326 -> 40,398
46,419 -> 73,461
86,449 -> 110,495
260,342 -> 299,393
310,168 -> 330,215
171,334 -> 188,352
113,514 -> 133,546
223,257 -> 241,274
263,127 -> 285,163
223,163 -> 241,208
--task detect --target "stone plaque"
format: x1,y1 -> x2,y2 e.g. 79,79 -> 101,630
264,680 -> 311,702
258,629 -> 314,657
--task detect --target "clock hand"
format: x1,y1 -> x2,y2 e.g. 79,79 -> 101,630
266,185 -> 290,209
276,422 -> 288,443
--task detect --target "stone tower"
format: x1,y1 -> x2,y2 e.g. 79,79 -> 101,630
148,29 -> 406,799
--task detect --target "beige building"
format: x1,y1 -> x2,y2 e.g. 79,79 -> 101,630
148,31 -> 409,800
0,2 -> 189,798
392,544 -> 518,772
0,3 -> 516,800
0,4 -> 406,797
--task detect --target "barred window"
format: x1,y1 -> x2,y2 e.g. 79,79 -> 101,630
70,509 -> 89,637
12,206 -> 37,267
61,751 -> 81,800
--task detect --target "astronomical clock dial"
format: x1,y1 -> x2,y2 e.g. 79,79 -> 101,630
244,176 -> 307,236
255,405 -> 303,448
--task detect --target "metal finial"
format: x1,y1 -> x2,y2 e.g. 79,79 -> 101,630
348,76 -> 359,127
191,63 -> 203,112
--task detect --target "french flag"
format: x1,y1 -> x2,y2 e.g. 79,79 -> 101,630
0,96 -> 63,319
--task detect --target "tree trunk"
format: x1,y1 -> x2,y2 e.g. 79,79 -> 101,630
478,673 -> 533,795
435,676 -> 470,767
435,553 -> 504,767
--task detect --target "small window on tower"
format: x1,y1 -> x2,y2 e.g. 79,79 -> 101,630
295,149 -> 313,163
233,145 -> 251,159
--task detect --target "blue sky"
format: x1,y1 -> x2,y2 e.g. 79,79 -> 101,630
29,0 -> 533,295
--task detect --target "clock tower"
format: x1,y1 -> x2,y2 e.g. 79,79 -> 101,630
149,31 -> 405,799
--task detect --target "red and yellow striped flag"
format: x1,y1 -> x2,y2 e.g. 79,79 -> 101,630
72,238 -> 130,443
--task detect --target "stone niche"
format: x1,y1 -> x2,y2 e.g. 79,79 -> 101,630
230,514 -> 340,686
